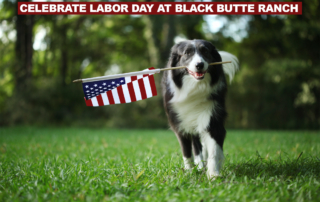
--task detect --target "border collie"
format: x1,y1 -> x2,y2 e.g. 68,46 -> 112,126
161,39 -> 239,179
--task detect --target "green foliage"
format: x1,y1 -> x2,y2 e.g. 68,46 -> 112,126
0,127 -> 319,201
222,6 -> 320,129
0,12 -> 168,128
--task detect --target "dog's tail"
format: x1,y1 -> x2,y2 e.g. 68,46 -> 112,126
219,51 -> 239,83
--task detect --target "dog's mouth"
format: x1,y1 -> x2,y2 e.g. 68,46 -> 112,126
187,69 -> 206,80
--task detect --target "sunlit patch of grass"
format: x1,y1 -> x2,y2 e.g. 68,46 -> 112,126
0,127 -> 319,201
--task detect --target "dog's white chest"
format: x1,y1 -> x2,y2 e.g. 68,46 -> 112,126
172,97 -> 215,134
169,74 -> 217,134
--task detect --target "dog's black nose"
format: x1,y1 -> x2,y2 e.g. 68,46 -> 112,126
196,62 -> 204,70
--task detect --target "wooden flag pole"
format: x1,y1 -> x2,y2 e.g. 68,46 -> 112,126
160,61 -> 231,72
73,61 -> 231,83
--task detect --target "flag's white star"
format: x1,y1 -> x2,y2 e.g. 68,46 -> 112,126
103,83 -> 106,86
104,87 -> 107,89
85,85 -> 89,88
112,81 -> 115,84
117,84 -> 120,86
95,89 -> 98,91
108,85 -> 110,87
99,86 -> 102,88
112,86 -> 115,88
91,88 -> 93,90
94,84 -> 97,87
121,80 -> 124,83
86,90 -> 89,92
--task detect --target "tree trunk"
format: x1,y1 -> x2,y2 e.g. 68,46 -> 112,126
60,20 -> 68,86
143,15 -> 176,68
14,0 -> 34,91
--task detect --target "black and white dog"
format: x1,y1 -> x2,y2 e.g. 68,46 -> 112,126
161,39 -> 239,179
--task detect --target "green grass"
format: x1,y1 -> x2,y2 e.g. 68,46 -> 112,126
0,127 -> 320,201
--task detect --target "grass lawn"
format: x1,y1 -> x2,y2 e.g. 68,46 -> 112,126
0,127 -> 319,201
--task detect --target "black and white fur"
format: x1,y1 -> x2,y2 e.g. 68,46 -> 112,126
161,39 -> 239,179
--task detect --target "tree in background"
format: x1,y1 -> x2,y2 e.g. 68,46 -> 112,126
220,1 -> 320,129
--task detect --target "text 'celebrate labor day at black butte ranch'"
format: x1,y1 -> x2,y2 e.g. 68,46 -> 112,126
18,2 -> 302,15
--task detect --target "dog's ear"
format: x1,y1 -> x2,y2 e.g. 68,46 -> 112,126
206,41 -> 239,83
206,42 -> 222,62
167,43 -> 181,67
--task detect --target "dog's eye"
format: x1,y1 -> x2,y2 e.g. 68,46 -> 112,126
184,49 -> 193,56
200,47 -> 210,55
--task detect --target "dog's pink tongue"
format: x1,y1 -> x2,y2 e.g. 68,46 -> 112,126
195,72 -> 204,77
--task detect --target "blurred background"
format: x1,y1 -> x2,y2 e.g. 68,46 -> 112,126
0,0 -> 319,129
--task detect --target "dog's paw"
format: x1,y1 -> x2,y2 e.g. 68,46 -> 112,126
194,161 -> 205,171
183,157 -> 193,170
194,155 -> 205,171
206,170 -> 221,180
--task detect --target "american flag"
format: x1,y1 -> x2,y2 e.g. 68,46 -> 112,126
82,67 -> 157,107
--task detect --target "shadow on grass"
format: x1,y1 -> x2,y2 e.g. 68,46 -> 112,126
223,152 -> 320,179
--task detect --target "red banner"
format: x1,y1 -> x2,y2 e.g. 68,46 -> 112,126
18,2 -> 302,15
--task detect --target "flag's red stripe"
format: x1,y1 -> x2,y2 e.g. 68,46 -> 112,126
143,74 -> 148,77
107,91 -> 115,105
117,86 -> 126,104
84,97 -> 93,107
149,75 -> 157,96
96,94 -> 104,106
138,79 -> 147,100
148,67 -> 155,70
131,76 -> 137,81
127,82 -> 136,102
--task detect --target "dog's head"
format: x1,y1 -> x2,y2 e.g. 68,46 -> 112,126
168,39 -> 222,81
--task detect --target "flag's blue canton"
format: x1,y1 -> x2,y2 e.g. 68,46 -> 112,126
82,77 -> 125,100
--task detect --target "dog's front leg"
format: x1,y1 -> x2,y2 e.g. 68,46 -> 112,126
201,132 -> 225,179
175,133 -> 193,170
192,135 -> 204,170
201,140 -> 208,166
